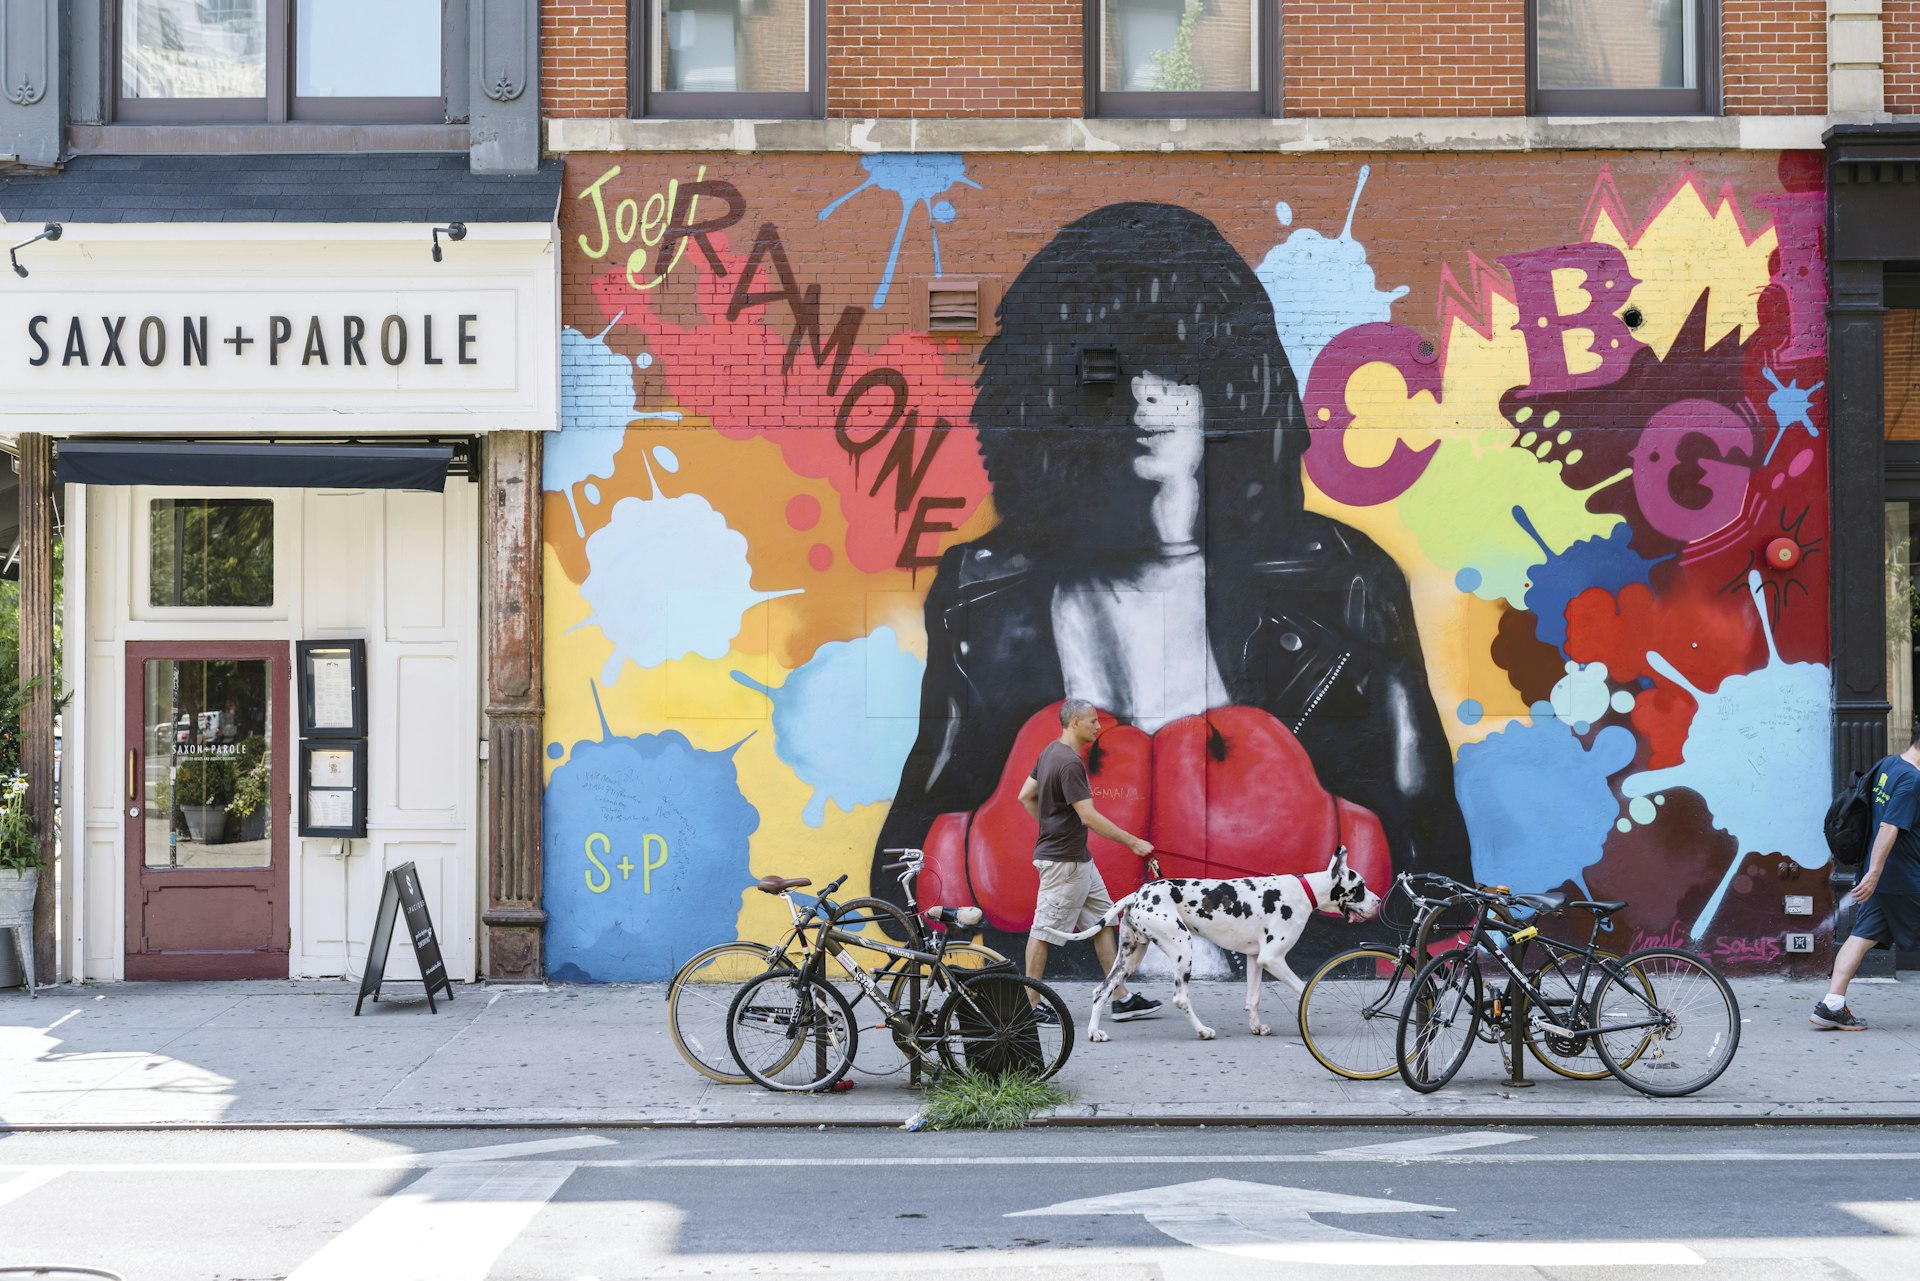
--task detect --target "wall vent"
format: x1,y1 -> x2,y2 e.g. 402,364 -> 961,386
926,281 -> 981,333
1079,346 -> 1120,384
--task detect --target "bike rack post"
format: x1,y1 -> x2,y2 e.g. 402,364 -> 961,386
1502,983 -> 1532,1088
907,971 -> 924,1088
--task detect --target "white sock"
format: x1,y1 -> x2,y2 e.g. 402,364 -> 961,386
1823,992 -> 1847,1010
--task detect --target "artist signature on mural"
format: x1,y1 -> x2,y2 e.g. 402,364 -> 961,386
1630,921 -> 1784,966
577,163 -> 743,292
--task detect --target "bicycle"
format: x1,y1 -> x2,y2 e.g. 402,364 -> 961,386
724,873 -> 1073,1093
1397,885 -> 1740,1097
666,853 -> 1001,1084
1296,871 -> 1474,1080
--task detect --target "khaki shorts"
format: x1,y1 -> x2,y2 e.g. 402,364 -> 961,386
1030,859 -> 1115,945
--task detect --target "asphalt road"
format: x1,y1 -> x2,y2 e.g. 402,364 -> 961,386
2,1124 -> 1917,1279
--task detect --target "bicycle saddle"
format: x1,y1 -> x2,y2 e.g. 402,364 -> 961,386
1569,899 -> 1627,915
1511,892 -> 1566,912
754,875 -> 812,894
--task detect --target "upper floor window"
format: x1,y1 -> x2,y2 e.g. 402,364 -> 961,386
1089,0 -> 1279,118
118,0 -> 444,124
1529,0 -> 1718,115
631,0 -> 824,118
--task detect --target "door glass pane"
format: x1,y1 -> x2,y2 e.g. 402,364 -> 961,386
652,0 -> 808,93
144,659 -> 272,870
150,499 -> 274,608
1535,0 -> 1697,91
1101,0 -> 1258,93
296,0 -> 442,97
121,0 -> 267,100
1892,504 -> 1917,756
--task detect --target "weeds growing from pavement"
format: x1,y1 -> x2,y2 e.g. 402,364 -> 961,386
921,1069 -> 1072,1130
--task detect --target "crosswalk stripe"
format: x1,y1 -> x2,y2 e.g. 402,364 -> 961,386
0,1167 -> 62,1208
285,1160 -> 577,1281
1322,1131 -> 1536,1158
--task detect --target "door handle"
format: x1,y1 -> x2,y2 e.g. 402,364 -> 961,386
127,748 -> 137,801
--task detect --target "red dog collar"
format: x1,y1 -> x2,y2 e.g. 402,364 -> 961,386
1293,873 -> 1345,918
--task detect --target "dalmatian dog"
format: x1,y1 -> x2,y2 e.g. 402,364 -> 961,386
1061,848 -> 1383,1043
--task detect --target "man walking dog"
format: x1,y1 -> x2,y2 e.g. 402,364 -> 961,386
1017,699 -> 1162,1025
1813,733 -> 1920,1030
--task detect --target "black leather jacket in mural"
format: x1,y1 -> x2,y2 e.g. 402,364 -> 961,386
871,517 -> 1476,904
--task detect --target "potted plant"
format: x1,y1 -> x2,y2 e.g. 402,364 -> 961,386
0,775 -> 40,927
175,755 -> 238,844
227,738 -> 270,843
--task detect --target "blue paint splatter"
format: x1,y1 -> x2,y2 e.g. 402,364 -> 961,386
1253,166 -> 1410,389
573,482 -> 801,685
1622,570 -> 1831,940
1514,507 -> 1662,651
546,742 -> 564,760
1761,367 -> 1825,467
1456,701 -> 1637,894
1457,699 -> 1483,726
550,318 -> 685,537
1455,567 -> 1483,594
818,154 -> 982,309
731,626 -> 925,826
543,687 -> 759,981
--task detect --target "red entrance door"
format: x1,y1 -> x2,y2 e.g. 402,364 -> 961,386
125,642 -> 290,979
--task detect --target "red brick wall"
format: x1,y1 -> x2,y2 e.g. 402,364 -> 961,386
1282,0 -> 1526,117
1890,1 -> 1920,116
544,0 -> 628,119
1721,0 -> 1826,114
827,0 -> 1082,117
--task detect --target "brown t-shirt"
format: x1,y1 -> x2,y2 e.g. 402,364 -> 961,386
1030,739 -> 1093,863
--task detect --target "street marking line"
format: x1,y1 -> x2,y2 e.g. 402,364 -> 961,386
286,1160 -> 576,1281
11,1149 -> 1920,1175
1322,1131 -> 1535,1158
0,1167 -> 63,1207
415,1136 -> 616,1164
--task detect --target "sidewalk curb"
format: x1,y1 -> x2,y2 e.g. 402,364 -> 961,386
5,1113 -> 1920,1134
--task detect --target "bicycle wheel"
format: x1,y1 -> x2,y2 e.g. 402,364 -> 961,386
1397,948 -> 1483,1093
1522,949 -> 1649,1081
726,969 -> 859,1093
883,941 -> 1004,1008
935,973 -> 1074,1081
1591,947 -> 1740,1097
1298,948 -> 1407,1080
668,941 -> 793,1084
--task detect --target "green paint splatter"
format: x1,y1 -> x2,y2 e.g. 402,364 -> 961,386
1397,428 -> 1625,607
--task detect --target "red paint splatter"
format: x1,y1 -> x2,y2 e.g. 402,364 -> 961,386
591,246 -> 990,574
786,494 -> 821,530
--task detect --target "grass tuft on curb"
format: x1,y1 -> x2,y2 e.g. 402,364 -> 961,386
921,1069 -> 1074,1131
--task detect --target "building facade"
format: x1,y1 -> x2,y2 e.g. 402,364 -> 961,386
532,0 -> 1904,982
0,1 -> 555,984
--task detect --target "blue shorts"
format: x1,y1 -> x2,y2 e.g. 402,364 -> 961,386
1851,892 -> 1920,951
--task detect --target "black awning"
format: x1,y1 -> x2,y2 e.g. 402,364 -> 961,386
53,442 -> 452,492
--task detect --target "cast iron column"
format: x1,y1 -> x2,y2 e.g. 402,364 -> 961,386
18,435 -> 56,978
1828,259 -> 1891,789
482,432 -> 546,979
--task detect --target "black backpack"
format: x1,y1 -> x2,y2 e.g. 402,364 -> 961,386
1825,762 -> 1882,870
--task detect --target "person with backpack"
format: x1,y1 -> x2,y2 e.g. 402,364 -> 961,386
1813,734 -> 1920,1030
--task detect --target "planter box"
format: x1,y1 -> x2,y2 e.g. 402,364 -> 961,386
0,868 -> 34,991
182,804 -> 229,844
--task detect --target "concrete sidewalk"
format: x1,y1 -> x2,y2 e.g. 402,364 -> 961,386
0,975 -> 1914,1129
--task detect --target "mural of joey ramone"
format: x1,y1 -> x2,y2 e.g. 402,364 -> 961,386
875,203 -> 1472,961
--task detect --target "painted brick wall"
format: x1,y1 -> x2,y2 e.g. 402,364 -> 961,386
1282,0 -> 1526,117
1721,0 -> 1827,114
1890,1 -> 1920,116
548,149 -> 1835,979
544,0 -> 628,119
827,0 -> 1082,117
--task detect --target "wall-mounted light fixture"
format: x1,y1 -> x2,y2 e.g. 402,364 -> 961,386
8,223 -> 62,278
431,222 -> 467,262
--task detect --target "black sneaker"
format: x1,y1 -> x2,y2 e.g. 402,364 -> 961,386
1028,1005 -> 1059,1026
1110,993 -> 1162,1022
1811,1001 -> 1869,1031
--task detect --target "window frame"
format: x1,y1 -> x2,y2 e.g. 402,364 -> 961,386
1526,0 -> 1720,116
132,489 -> 294,624
1085,0 -> 1281,119
114,0 -> 446,126
628,0 -> 827,120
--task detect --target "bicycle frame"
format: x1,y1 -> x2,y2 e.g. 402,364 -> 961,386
1452,896 -> 1669,1044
